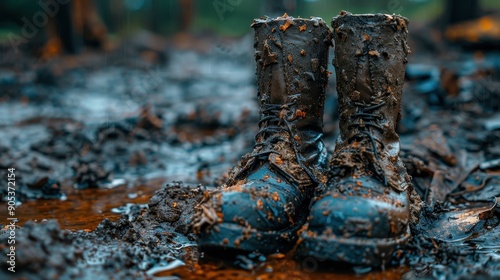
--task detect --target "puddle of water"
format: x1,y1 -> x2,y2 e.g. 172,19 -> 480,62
154,255 -> 410,280
0,178 -> 164,231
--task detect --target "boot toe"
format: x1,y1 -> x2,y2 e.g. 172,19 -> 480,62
197,164 -> 310,255
219,178 -> 301,231
309,177 -> 409,239
296,177 -> 411,266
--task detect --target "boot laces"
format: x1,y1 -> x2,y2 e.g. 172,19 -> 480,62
348,100 -> 387,185
245,94 -> 319,184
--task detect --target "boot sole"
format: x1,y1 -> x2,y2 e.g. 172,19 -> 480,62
295,226 -> 410,267
198,221 -> 304,257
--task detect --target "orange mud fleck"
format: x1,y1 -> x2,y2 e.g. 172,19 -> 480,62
352,141 -> 359,148
295,109 -> 306,118
280,21 -> 292,32
275,156 -> 284,165
196,170 -> 204,181
256,199 -> 264,210
279,16 -> 295,32
299,24 -> 307,32
233,238 -> 241,247
272,192 -> 280,201
280,109 -> 286,120
288,54 -> 293,62
216,212 -> 224,220
267,211 -> 275,221
229,180 -> 246,192
390,221 -> 398,234
396,17 -> 407,30
369,50 -> 380,57
268,253 -> 286,259
243,229 -> 252,240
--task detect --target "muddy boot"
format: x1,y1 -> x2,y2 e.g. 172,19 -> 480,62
193,14 -> 331,256
296,12 -> 418,267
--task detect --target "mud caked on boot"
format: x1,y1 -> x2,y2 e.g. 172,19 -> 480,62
193,14 -> 331,256
296,12 -> 419,267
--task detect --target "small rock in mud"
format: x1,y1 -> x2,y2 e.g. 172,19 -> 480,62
147,181 -> 208,236
72,160 -> 113,189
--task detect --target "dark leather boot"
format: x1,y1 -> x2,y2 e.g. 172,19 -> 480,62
193,14 -> 331,256
296,12 -> 415,267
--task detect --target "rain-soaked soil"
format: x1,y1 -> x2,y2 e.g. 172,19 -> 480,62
0,29 -> 499,279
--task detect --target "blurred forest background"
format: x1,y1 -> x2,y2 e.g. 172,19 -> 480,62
1,0 -> 500,38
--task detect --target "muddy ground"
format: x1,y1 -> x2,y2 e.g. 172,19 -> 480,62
0,30 -> 499,279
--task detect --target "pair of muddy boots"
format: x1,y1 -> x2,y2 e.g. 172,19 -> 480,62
193,12 -> 417,267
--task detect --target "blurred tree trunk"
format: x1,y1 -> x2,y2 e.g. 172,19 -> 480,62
444,0 -> 480,25
56,1 -> 80,54
149,0 -> 161,33
41,0 -> 107,57
108,0 -> 124,34
179,0 -> 193,32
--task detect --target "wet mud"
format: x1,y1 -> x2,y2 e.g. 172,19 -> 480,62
0,18 -> 499,279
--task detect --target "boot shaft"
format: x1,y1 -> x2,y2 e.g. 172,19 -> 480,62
332,12 -> 410,146
252,14 -> 331,134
